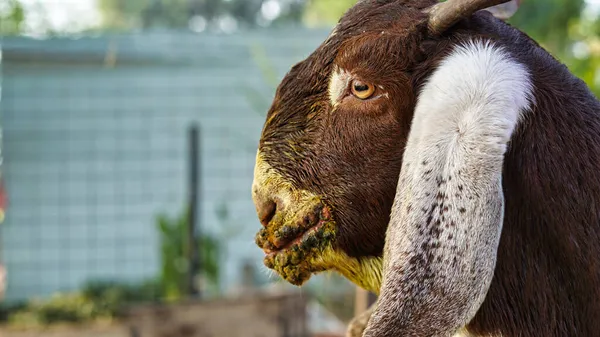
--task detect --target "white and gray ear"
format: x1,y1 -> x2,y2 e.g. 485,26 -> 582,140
362,40 -> 533,336
483,0 -> 522,20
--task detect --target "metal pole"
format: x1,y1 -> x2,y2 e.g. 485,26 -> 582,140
188,123 -> 201,298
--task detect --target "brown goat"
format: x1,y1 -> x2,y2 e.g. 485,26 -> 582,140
251,0 -> 600,336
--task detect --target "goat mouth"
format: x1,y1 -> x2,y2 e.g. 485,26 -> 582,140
264,218 -> 328,254
254,204 -> 336,286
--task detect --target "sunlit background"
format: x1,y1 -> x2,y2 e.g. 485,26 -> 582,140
0,0 -> 598,336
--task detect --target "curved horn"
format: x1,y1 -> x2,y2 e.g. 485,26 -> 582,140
428,0 -> 512,35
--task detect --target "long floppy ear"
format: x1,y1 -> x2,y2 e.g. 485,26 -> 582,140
484,0 -> 522,20
362,41 -> 533,336
428,0 -> 512,35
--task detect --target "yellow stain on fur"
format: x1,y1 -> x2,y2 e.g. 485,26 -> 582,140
311,246 -> 383,294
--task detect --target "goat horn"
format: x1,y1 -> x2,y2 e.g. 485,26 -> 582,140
428,0 -> 512,35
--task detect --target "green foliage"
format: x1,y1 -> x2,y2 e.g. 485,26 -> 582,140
156,208 -> 221,302
97,0 -> 154,30
0,0 -> 25,35
98,0 -> 195,30
1,281 -> 160,327
156,212 -> 188,301
509,0 -> 585,51
7,293 -> 98,327
97,0 -> 202,30
141,0 -> 191,29
303,0 -> 356,27
509,0 -> 600,96
82,280 -> 162,312
97,0 -> 305,31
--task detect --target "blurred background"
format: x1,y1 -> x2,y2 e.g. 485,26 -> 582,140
0,0 -> 598,336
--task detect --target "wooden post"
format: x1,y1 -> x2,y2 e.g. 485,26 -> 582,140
355,286 -> 378,316
354,286 -> 369,317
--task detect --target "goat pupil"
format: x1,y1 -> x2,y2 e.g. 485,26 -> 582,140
354,84 -> 369,92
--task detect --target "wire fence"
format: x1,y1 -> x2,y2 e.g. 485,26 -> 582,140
2,73 -> 191,300
0,28 -> 359,337
0,30 -> 334,302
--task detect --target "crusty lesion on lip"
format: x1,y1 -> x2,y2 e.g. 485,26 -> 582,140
262,209 -> 337,286
255,197 -> 330,252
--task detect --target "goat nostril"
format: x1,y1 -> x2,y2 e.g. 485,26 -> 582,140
258,198 -> 277,227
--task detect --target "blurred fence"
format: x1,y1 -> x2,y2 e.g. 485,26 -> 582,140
0,29 -> 331,303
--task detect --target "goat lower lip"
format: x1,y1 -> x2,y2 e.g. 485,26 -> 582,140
264,220 -> 325,255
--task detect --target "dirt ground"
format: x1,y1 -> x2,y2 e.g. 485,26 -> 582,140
0,323 -> 130,337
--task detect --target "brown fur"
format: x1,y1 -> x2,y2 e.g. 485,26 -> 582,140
257,0 -> 600,335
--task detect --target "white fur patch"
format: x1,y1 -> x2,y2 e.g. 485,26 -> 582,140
328,66 -> 352,106
365,40 -> 533,336
408,40 -> 533,147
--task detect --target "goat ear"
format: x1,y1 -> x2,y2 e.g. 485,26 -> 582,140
427,0 -> 512,35
362,42 -> 533,336
484,0 -> 521,20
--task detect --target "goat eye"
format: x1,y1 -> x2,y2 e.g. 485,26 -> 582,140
351,80 -> 375,100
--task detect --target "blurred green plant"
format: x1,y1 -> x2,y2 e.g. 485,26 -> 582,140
97,0 -> 306,31
303,0 -> 355,27
0,280 -> 160,327
157,208 -> 221,301
0,0 -> 25,35
7,293 -> 103,327
98,0 -> 191,31
509,0 -> 600,96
